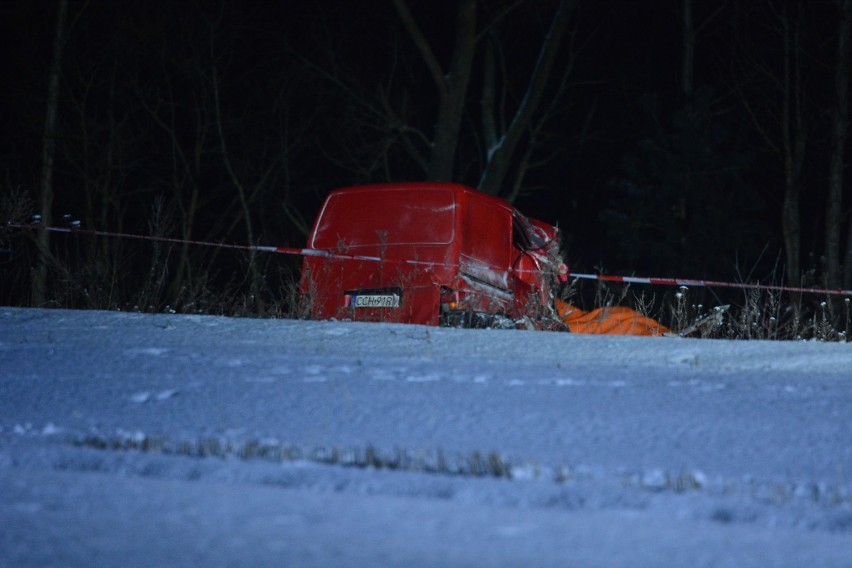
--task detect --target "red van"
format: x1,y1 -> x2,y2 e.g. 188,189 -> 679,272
298,182 -> 567,329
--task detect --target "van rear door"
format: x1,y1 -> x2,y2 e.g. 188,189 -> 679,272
310,186 -> 456,254
301,184 -> 460,324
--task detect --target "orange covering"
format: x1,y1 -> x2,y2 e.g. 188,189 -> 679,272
554,299 -> 670,336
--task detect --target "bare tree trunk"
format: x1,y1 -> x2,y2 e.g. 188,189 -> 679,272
845,198 -> 852,288
828,0 -> 852,290
681,0 -> 694,103
391,0 -> 578,197
205,6 -> 264,314
211,60 -> 264,313
34,0 -> 69,306
781,7 -> 806,288
478,0 -> 575,197
480,37 -> 498,155
393,0 -> 476,181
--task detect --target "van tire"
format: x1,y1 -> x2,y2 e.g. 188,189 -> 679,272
440,310 -> 512,329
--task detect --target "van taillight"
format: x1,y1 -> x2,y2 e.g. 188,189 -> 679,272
440,287 -> 463,311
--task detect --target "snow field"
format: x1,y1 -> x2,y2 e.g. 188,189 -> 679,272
1,307 -> 851,566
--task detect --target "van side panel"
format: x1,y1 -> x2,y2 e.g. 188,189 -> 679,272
459,192 -> 512,291
451,190 -> 514,315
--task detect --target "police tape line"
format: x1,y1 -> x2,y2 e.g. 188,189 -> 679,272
7,222 -> 852,297
570,273 -> 852,297
4,222 -> 448,267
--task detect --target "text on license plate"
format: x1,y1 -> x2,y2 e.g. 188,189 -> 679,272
350,294 -> 400,308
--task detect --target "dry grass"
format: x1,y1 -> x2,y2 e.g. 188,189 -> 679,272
592,278 -> 851,342
4,183 -> 850,340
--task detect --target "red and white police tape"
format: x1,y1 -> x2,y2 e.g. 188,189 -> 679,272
569,273 -> 852,297
6,222 -> 852,297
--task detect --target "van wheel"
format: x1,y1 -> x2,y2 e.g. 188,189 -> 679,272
440,310 -> 474,328
441,310 -> 509,329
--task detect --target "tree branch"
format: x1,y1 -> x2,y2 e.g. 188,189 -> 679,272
391,0 -> 447,94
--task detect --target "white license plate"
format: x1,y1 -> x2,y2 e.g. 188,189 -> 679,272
350,294 -> 400,308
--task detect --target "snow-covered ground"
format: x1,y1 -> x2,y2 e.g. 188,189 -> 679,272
1,306 -> 851,567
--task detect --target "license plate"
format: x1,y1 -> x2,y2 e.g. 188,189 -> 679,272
350,294 -> 400,308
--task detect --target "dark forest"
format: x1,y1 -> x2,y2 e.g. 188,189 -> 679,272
2,0 -> 851,323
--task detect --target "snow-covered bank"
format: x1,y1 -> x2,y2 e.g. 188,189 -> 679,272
1,307 -> 851,567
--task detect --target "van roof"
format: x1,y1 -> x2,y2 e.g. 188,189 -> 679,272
330,182 -> 512,210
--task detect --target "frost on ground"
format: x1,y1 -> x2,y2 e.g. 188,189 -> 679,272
1,307 -> 851,567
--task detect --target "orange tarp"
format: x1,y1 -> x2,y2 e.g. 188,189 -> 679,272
555,299 -> 671,336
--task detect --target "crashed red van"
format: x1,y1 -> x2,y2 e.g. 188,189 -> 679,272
298,182 -> 567,329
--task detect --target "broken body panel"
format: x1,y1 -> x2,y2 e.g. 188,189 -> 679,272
299,182 -> 565,328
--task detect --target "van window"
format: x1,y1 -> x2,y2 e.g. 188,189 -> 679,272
311,187 -> 456,249
512,211 -> 548,252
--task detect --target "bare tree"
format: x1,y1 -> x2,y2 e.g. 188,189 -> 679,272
208,31 -> 264,312
733,1 -> 809,287
827,0 -> 852,291
289,1 -> 580,202
477,0 -> 577,197
33,0 -> 69,305
386,0 -> 577,199
137,67 -> 207,303
779,3 -> 808,289
682,0 -> 695,101
392,0 -> 477,182
846,177 -> 852,288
